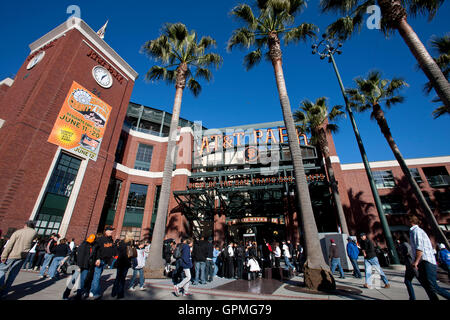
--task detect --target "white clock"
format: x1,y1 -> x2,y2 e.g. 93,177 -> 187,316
92,66 -> 113,88
27,51 -> 45,70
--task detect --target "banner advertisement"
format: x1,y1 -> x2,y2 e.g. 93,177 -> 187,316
48,81 -> 112,161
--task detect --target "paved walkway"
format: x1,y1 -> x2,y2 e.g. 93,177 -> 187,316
2,266 -> 449,301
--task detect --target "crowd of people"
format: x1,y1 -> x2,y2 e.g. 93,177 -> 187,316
0,214 -> 449,300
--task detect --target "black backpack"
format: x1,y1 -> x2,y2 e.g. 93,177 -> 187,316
173,244 -> 182,259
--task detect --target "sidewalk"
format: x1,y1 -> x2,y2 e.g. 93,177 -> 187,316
2,266 -> 449,301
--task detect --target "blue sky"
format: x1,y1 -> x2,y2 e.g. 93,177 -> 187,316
1,0 -> 449,164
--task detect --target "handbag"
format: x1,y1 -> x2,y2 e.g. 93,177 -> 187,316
126,245 -> 137,259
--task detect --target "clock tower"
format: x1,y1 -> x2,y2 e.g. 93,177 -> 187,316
0,17 -> 138,239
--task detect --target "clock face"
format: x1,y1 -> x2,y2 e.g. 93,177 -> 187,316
27,51 -> 45,70
92,66 -> 113,88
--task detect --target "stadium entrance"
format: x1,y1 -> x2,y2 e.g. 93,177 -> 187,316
173,121 -> 338,244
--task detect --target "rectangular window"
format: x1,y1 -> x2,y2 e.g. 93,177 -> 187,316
422,166 -> 450,187
381,195 -> 406,215
122,183 -> 148,239
35,153 -> 82,235
372,170 -> 396,188
409,168 -> 423,183
134,144 -> 153,171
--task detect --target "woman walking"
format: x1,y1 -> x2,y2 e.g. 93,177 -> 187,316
128,240 -> 147,291
111,232 -> 134,299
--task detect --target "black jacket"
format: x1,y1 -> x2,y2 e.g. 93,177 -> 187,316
94,236 -> 116,264
360,239 -> 377,259
52,243 -> 70,257
116,240 -> 132,269
77,241 -> 96,269
192,240 -> 208,262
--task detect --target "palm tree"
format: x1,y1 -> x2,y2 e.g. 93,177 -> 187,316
228,0 -> 335,290
423,34 -> 450,118
319,0 -> 450,111
347,70 -> 450,249
294,97 -> 349,235
141,23 -> 222,277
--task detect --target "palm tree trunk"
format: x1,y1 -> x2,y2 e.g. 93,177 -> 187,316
268,32 -> 334,291
372,104 -> 450,249
397,23 -> 450,108
317,128 -> 349,235
377,0 -> 450,109
144,65 -> 187,278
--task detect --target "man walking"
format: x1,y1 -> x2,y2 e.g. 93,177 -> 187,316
408,215 -> 450,300
346,237 -> 362,278
89,226 -> 116,300
328,239 -> 345,279
174,237 -> 194,297
359,233 -> 390,289
0,221 -> 37,298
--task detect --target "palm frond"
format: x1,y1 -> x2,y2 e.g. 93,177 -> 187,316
145,66 -> 176,84
407,0 -> 445,21
284,23 -> 318,45
227,28 -> 256,52
244,49 -> 263,71
432,104 -> 450,118
187,78 -> 202,97
230,4 -> 258,29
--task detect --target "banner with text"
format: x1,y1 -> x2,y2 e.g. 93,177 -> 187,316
48,81 -> 112,161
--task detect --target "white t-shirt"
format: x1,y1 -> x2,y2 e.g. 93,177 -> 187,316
282,244 -> 291,258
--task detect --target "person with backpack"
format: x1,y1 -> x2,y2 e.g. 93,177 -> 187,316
172,240 -> 183,284
173,237 -> 194,297
346,237 -> 362,279
128,240 -> 147,291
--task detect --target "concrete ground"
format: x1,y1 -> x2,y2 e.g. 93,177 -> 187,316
2,265 -> 449,301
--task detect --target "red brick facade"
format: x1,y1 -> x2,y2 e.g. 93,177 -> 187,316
0,20 -> 135,241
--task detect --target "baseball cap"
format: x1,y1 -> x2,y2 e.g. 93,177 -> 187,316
105,226 -> 115,231
359,233 -> 366,237
330,239 -> 335,243
439,243 -> 446,249
86,234 -> 96,243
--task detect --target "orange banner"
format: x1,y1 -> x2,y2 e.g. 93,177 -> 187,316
48,81 -> 112,161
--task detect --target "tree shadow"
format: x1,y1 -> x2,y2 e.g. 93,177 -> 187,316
344,188 -> 376,236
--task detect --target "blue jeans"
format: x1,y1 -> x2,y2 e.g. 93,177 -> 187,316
417,260 -> 450,301
404,266 -> 418,300
48,256 -> 65,278
330,258 -> 345,278
284,256 -> 295,270
39,253 -> 54,276
364,257 -> 388,285
213,260 -> 218,277
90,260 -> 105,296
128,268 -> 144,288
349,258 -> 362,278
193,261 -> 206,284
22,253 -> 36,270
0,259 -> 25,297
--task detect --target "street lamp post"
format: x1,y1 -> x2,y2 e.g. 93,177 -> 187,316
312,35 -> 401,265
